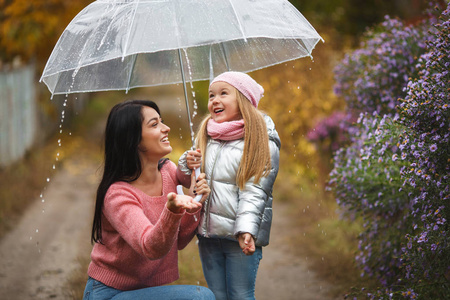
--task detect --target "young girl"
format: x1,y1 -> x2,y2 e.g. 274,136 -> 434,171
178,72 -> 281,300
83,100 -> 214,299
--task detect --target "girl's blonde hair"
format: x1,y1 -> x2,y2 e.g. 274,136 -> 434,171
197,89 -> 271,189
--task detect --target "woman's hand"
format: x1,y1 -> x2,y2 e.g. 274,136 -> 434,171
186,149 -> 202,170
166,192 -> 202,214
190,172 -> 210,204
238,233 -> 256,256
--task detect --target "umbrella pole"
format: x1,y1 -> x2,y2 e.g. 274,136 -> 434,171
177,49 -> 196,149
176,49 -> 203,202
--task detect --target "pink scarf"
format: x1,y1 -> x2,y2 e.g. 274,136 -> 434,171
207,119 -> 245,141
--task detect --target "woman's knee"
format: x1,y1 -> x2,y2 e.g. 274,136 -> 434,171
191,285 -> 216,299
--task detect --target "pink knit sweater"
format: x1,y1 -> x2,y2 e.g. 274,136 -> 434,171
87,161 -> 201,290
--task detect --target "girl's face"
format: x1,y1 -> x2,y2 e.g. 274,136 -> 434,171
138,106 -> 172,159
208,82 -> 242,123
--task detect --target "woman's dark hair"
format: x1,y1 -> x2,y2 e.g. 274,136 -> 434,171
91,100 -> 168,244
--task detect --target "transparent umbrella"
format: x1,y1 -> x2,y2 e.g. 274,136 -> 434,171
40,0 -> 323,198
40,0 -> 323,118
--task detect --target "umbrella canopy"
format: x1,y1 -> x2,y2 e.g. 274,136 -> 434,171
40,0 -> 323,96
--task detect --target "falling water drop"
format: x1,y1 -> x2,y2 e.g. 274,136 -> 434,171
46,178 -> 50,182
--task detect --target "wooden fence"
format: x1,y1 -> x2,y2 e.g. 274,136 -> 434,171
0,65 -> 37,168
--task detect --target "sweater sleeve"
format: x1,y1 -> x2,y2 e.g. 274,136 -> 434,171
103,185 -> 184,260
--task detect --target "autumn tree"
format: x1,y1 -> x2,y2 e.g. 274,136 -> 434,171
0,0 -> 92,65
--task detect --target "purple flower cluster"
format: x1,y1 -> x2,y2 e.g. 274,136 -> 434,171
306,111 -> 350,153
329,3 -> 449,298
333,16 -> 429,116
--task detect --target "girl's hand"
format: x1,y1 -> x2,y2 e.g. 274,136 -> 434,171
166,192 -> 202,214
186,149 -> 202,170
238,233 -> 256,256
189,172 -> 210,204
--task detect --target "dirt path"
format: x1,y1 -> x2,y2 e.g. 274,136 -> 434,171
0,155 -> 336,300
0,157 -> 97,300
255,201 -> 334,300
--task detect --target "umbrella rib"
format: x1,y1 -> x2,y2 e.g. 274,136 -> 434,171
220,43 -> 231,71
125,54 -> 138,93
122,0 -> 140,60
227,0 -> 247,42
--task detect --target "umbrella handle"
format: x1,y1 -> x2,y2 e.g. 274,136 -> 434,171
176,167 -> 202,202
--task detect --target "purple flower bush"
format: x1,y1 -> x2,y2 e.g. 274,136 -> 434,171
329,112 -> 413,287
329,3 -> 449,298
333,16 -> 429,116
395,5 -> 450,297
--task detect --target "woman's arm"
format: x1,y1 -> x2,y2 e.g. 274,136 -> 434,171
177,172 -> 210,249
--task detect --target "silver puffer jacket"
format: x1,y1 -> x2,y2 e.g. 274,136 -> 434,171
177,115 -> 280,247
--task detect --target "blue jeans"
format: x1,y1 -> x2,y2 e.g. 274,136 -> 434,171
83,277 -> 215,300
198,236 -> 262,300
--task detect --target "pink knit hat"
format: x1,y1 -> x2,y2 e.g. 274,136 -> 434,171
210,72 -> 264,108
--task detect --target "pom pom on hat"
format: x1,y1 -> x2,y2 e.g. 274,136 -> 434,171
210,72 -> 264,107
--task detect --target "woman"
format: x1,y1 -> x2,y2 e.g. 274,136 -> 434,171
83,100 -> 215,299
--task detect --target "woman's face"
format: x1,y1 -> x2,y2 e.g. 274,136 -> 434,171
138,106 -> 172,159
208,82 -> 242,123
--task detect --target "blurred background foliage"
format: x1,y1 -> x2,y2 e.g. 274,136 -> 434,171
0,0 -> 92,67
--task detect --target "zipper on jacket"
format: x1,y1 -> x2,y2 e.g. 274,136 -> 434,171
204,141 -> 227,237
